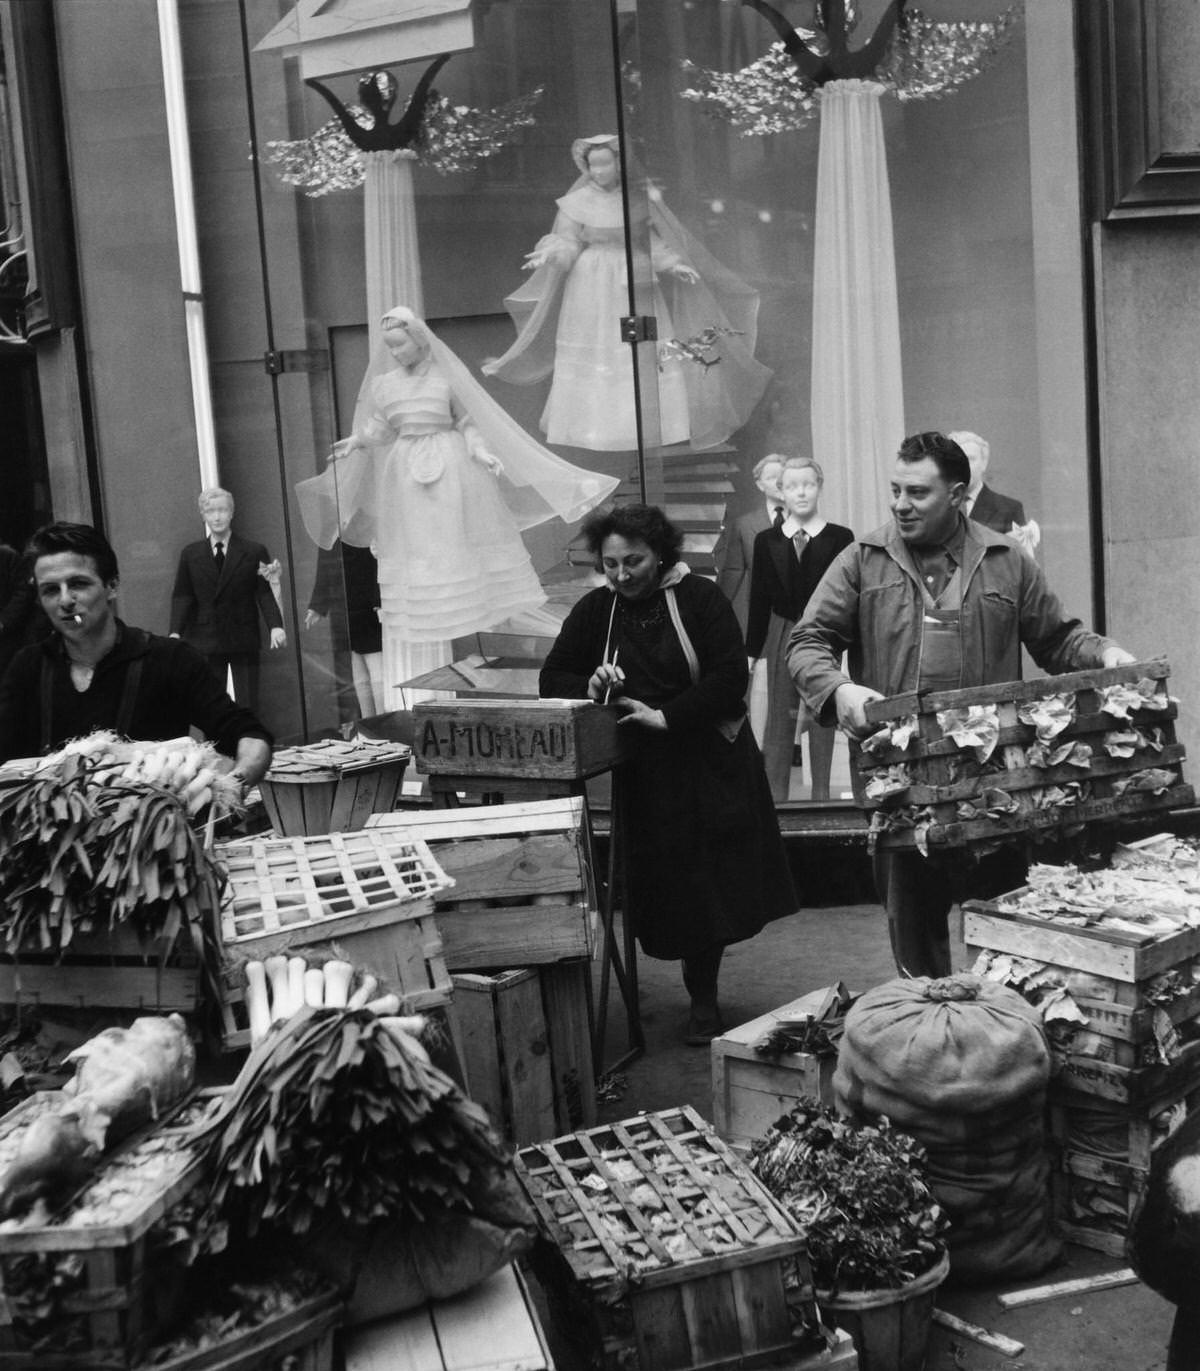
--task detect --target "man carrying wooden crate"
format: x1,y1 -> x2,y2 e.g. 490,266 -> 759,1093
787,431 -> 1134,979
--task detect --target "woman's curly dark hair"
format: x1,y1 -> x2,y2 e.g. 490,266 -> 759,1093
580,504 -> 684,568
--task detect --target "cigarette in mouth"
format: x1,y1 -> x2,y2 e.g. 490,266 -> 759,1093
72,614 -> 83,624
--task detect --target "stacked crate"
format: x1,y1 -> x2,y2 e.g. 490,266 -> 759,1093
854,659 -> 1190,851
964,890 -> 1200,1254
0,1090 -> 225,1368
213,827 -> 454,1051
516,1106 -> 839,1371
368,799 -> 598,1143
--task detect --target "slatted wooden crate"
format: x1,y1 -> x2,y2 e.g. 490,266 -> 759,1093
0,920 -> 201,1015
1045,1083 -> 1200,1255
343,1262 -> 552,1371
213,829 -> 454,1050
965,897 -> 1200,1101
853,659 -> 1191,850
366,799 -> 597,968
516,1106 -> 822,1371
453,966 -> 594,1144
413,699 -> 629,782
711,988 -> 843,1153
141,1285 -> 341,1371
0,1089 -> 222,1368
259,738 -> 411,837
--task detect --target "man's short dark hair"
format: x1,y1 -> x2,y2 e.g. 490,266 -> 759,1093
27,522 -> 119,584
897,431 -> 970,489
580,503 -> 685,567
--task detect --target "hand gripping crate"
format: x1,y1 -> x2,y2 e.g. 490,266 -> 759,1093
213,828 -> 454,1050
516,1106 -> 824,1371
258,737 -> 411,837
711,987 -> 844,1153
853,659 -> 1192,851
0,1089 -> 222,1369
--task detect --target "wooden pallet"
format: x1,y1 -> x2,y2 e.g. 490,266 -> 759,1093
517,1106 -> 820,1371
854,659 -> 1191,850
367,799 -> 597,969
711,988 -> 842,1153
453,965 -> 595,1143
0,1090 -> 222,1368
259,738 -> 411,837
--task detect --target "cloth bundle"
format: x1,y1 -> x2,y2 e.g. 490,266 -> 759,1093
834,974 -> 1061,1283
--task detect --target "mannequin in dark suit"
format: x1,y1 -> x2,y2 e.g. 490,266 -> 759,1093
714,454 -> 785,635
747,458 -> 853,801
948,430 -> 1027,533
170,488 -> 286,709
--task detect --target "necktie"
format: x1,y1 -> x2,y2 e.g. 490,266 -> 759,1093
213,541 -> 225,573
792,529 -> 808,564
772,506 -> 784,529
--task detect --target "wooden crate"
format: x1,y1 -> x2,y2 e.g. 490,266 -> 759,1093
367,799 -> 597,969
516,1106 -> 822,1371
453,964 -> 595,1144
0,920 -> 200,1015
259,738 -> 411,837
344,1262 -> 553,1371
413,700 -> 630,782
142,1286 -> 341,1371
0,1089 -> 222,1369
711,988 -> 842,1153
1046,1082 -> 1200,1254
853,659 -> 1192,850
213,829 -> 454,1050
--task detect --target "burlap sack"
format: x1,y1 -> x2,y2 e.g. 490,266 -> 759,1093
836,974 -> 1050,1115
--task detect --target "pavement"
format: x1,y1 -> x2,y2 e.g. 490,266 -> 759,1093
530,895 -> 1177,1371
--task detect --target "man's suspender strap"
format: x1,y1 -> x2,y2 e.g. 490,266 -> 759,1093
39,654 -> 145,751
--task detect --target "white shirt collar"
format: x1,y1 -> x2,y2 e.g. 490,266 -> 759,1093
210,534 -> 227,550
780,515 -> 826,539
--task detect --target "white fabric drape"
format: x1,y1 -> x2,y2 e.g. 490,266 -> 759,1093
361,150 -> 448,706
810,80 -> 904,539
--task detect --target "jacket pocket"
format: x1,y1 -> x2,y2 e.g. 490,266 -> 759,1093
977,590 -> 1019,672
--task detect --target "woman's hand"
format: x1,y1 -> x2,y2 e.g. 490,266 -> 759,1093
474,448 -> 504,477
588,662 -> 625,702
672,263 -> 700,284
617,698 -> 667,730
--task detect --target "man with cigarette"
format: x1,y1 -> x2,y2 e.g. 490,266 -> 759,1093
0,522 -> 272,788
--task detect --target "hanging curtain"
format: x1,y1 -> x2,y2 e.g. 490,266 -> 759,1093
360,150 -> 447,708
810,80 -> 904,539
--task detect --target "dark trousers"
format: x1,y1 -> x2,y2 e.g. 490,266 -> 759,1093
206,652 -> 259,710
872,845 -> 1028,979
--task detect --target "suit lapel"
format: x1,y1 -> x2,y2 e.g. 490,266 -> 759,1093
768,526 -> 793,591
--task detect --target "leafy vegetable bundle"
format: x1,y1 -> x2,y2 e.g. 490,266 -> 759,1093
750,1101 -> 946,1295
204,1007 -> 521,1236
0,750 -> 224,954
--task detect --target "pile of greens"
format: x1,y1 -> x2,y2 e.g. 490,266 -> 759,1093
203,1007 -> 522,1236
0,754 -> 223,954
750,1100 -> 947,1295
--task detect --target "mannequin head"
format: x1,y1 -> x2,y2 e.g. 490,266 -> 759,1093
198,488 -> 234,537
947,430 -> 989,497
382,307 -> 430,369
779,457 -> 823,523
572,135 -> 620,184
753,454 -> 785,502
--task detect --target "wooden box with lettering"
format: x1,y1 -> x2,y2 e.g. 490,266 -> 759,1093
413,699 -> 630,781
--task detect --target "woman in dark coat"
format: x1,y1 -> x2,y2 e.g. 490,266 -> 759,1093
746,458 -> 853,802
540,504 -> 796,1044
